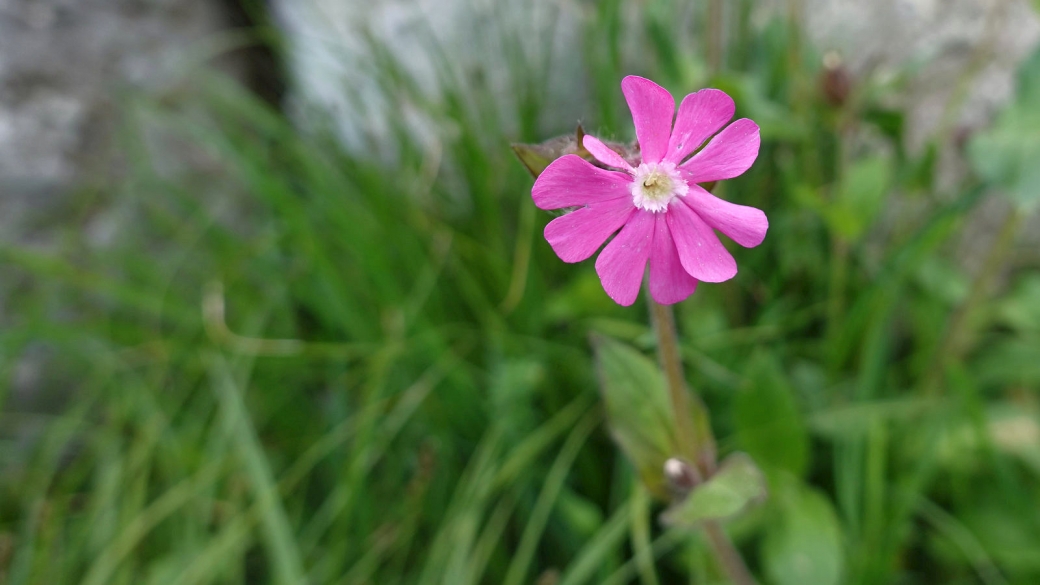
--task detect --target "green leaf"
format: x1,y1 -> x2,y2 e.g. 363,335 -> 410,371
808,398 -> 933,440
555,487 -> 606,541
592,335 -> 677,499
761,479 -> 844,585
734,354 -> 809,477
659,453 -> 767,526
994,274 -> 1040,334
913,258 -> 969,306
827,155 -> 892,241
968,46 -> 1040,211
974,337 -> 1040,387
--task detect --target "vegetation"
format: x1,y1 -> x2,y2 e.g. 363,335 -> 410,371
2,1 -> 1039,583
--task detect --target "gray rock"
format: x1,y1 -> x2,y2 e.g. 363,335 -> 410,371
271,0 -> 588,157
274,0 -> 1039,158
0,0 -> 237,240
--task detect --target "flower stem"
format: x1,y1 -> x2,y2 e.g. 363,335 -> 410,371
646,296 -> 756,585
647,297 -> 715,473
704,521 -> 758,585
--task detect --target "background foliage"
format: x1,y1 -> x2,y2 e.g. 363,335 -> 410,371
2,1 -> 1040,584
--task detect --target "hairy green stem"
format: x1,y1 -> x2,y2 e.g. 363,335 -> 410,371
647,298 -> 715,473
647,296 -> 755,585
704,521 -> 757,585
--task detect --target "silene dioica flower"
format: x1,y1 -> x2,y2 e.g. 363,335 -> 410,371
532,76 -> 767,306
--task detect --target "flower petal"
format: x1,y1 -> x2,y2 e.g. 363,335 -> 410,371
664,89 -> 735,165
582,135 -> 633,171
621,76 -> 675,165
682,185 -> 768,248
649,214 -> 698,304
595,209 -> 655,306
680,118 -> 760,184
665,199 -> 737,283
544,197 -> 636,263
532,154 -> 633,210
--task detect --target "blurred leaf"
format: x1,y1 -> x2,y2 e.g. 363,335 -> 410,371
555,488 -> 606,542
973,338 -> 1040,387
914,258 -> 969,306
489,359 -> 544,438
959,500 -> 1040,574
586,318 -> 652,344
761,479 -> 844,585
809,398 -> 934,440
546,270 -> 626,322
592,335 -> 676,499
660,453 -> 766,526
906,142 -> 939,192
863,107 -> 905,149
968,47 -> 1040,211
734,353 -> 809,477
718,74 -> 806,141
827,155 -> 893,241
792,183 -> 825,211
995,275 -> 1040,334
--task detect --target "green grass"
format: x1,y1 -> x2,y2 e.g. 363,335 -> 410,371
3,1 -> 1040,584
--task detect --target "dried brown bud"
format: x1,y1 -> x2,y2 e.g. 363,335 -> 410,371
820,50 -> 852,107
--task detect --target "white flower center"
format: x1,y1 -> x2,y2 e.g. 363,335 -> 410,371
630,162 -> 688,212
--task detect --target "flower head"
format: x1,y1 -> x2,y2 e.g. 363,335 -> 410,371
531,76 -> 767,306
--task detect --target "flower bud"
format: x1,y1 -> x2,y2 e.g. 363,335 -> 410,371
820,50 -> 851,107
664,457 -> 700,497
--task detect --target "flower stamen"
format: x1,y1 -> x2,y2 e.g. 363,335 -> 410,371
630,162 -> 688,212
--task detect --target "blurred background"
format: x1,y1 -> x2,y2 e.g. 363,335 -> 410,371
2,0 -> 1040,583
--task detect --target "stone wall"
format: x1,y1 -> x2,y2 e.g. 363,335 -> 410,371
0,0 -> 262,241
272,0 -> 1039,157
4,0 -> 1037,220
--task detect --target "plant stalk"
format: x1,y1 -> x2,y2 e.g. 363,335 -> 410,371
704,521 -> 758,585
647,297 -> 715,473
646,296 -> 756,585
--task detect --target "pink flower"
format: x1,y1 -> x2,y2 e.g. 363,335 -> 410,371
531,76 -> 767,306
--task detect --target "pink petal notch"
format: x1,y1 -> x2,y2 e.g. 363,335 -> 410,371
681,118 -> 761,184
544,197 -> 636,263
649,214 -> 698,304
621,76 -> 675,165
665,89 -> 735,165
595,210 -> 655,306
682,186 -> 768,248
532,154 -> 633,210
582,135 -> 633,172
665,200 -> 737,283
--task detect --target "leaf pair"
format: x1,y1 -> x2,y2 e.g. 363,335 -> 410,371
592,334 -> 766,526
